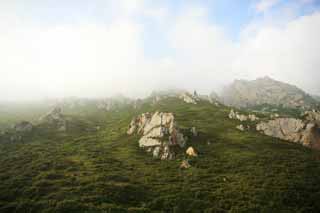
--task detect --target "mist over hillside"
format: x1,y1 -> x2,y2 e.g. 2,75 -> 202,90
1,1 -> 320,212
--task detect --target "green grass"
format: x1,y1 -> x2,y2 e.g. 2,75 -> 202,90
0,98 -> 320,212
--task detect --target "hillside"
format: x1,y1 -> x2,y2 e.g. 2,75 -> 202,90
221,76 -> 317,109
0,97 -> 320,212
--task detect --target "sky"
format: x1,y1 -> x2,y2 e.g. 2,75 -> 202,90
0,0 -> 320,100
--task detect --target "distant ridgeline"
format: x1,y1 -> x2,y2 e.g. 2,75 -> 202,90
219,76 -> 319,111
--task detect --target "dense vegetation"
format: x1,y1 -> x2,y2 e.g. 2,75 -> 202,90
0,98 -> 320,212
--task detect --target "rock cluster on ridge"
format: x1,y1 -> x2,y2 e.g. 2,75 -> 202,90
228,109 -> 259,122
303,110 -> 320,125
256,118 -> 320,150
127,111 -> 186,160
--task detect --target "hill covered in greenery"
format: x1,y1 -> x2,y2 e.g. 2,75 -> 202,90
0,97 -> 320,212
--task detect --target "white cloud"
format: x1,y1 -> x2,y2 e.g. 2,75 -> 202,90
0,1 -> 319,100
0,20 -> 145,99
255,0 -> 281,13
165,7 -> 320,95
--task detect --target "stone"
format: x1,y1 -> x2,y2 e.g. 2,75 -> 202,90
256,118 -> 320,150
236,124 -> 245,131
128,111 -> 186,160
186,147 -> 197,157
190,127 -> 198,136
179,93 -> 197,104
180,160 -> 191,169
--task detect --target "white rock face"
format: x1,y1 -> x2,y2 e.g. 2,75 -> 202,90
128,111 -> 186,160
256,118 -> 320,149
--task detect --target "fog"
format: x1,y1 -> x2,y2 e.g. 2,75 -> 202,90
1,0 -> 320,101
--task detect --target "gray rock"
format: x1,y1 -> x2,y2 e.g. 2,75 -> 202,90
236,124 -> 245,131
256,118 -> 320,149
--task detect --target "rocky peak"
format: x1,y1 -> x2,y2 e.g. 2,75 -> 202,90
221,77 -> 317,109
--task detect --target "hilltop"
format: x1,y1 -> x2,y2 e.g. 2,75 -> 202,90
0,93 -> 320,212
220,76 -> 318,109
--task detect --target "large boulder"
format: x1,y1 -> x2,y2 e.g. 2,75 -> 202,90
179,92 -> 198,104
180,160 -> 191,169
186,147 -> 197,157
127,111 -> 186,160
256,118 -> 320,149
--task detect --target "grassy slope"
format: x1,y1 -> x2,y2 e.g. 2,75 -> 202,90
0,98 -> 320,212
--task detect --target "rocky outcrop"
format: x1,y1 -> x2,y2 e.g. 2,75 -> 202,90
229,109 -> 259,122
39,107 -> 67,131
221,76 -> 317,109
303,110 -> 320,125
256,118 -> 320,150
127,112 -> 186,160
186,147 -> 197,157
13,121 -> 33,133
179,92 -> 198,104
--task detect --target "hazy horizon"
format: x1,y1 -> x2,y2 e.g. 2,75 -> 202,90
1,0 -> 320,101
